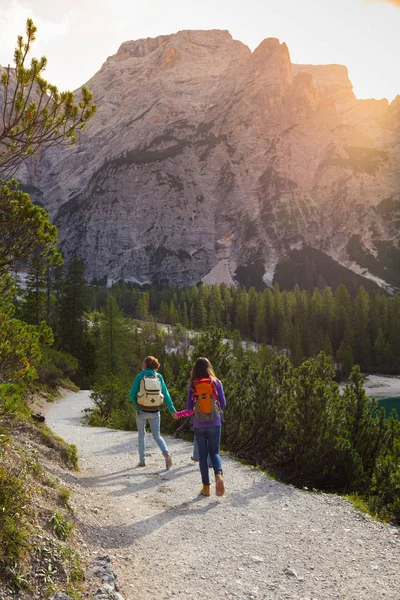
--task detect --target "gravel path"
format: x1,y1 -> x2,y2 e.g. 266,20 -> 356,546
44,391 -> 400,600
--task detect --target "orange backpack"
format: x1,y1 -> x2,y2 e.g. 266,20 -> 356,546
193,378 -> 219,422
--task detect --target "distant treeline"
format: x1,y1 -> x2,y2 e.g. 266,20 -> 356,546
87,281 -> 400,376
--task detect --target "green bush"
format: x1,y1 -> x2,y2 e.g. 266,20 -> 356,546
0,383 -> 29,418
108,406 -> 137,431
67,444 -> 79,471
368,440 -> 400,523
37,348 -> 78,386
85,375 -> 135,429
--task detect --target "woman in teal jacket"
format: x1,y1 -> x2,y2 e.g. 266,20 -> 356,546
129,355 -> 177,469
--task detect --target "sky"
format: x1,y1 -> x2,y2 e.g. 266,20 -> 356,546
0,0 -> 399,102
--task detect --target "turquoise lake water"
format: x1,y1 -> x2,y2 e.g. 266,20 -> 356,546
372,397 -> 400,418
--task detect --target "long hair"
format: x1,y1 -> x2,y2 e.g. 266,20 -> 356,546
189,357 -> 216,385
143,355 -> 160,370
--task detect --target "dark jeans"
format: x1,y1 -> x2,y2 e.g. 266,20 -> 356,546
194,426 -> 223,484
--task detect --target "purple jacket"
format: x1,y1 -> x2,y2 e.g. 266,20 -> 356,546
186,379 -> 226,428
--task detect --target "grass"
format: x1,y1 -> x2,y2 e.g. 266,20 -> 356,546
4,563 -> 30,593
58,488 -> 72,509
344,492 -> 378,520
49,510 -> 75,541
33,422 -> 79,470
0,464 -> 33,565
33,540 -> 85,598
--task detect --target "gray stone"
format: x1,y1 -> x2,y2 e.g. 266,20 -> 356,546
282,567 -> 298,577
89,556 -> 126,600
94,584 -> 125,600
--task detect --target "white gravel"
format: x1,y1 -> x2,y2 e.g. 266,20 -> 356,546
363,375 -> 400,398
44,391 -> 400,600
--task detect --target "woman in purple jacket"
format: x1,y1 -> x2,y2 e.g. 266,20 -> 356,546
186,357 -> 226,497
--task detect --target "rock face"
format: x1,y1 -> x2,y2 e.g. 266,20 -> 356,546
16,30 -> 400,288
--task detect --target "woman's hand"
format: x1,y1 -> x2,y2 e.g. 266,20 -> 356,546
171,412 -> 178,420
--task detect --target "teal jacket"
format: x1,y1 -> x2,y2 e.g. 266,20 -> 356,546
129,369 -> 176,413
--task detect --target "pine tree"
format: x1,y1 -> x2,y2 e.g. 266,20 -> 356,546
322,332 -> 334,358
247,287 -> 258,338
194,299 -> 207,329
235,289 -> 249,336
159,301 -> 169,324
290,322 -> 304,366
51,265 -> 64,336
168,301 -> 179,325
96,294 -> 130,377
254,294 -> 267,343
333,283 -> 353,352
369,293 -> 388,345
136,292 -> 150,321
342,366 -> 392,487
282,353 -> 346,488
180,301 -> 189,328
271,283 -> 284,344
353,286 -> 371,370
19,255 -> 47,325
310,288 -> 324,355
373,328 -> 387,372
336,332 -> 354,378
58,255 -> 89,359
220,283 -> 232,329
388,295 -> 400,373
193,327 -> 233,380
0,19 -> 96,177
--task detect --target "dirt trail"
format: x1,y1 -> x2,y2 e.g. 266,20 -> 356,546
44,391 -> 399,600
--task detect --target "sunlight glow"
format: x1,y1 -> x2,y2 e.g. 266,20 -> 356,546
0,0 -> 399,101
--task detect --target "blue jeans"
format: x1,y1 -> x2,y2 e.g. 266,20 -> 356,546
194,426 -> 223,484
193,437 -> 212,467
136,411 -> 169,462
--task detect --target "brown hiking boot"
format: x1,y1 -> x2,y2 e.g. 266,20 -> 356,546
200,484 -> 211,496
165,453 -> 173,470
137,461 -> 146,467
215,473 -> 225,497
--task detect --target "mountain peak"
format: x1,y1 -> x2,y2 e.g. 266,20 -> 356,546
21,31 -> 400,291
116,29 -> 237,59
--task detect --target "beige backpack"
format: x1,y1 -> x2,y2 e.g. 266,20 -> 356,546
137,375 -> 164,411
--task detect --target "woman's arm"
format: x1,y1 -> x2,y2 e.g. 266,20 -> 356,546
215,380 -> 226,410
158,374 -> 176,413
186,385 -> 194,411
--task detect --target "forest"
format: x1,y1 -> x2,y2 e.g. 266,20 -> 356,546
87,278 -> 400,377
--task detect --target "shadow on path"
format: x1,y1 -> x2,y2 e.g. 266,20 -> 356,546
72,475 -> 294,550
76,495 -> 220,548
79,464 -> 195,497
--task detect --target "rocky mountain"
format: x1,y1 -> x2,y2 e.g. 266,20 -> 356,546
16,29 -> 400,290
